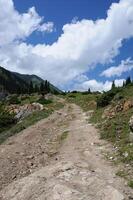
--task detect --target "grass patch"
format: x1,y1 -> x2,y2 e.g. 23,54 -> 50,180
88,86 -> 133,164
60,130 -> 69,141
63,92 -> 98,111
90,107 -> 104,124
99,108 -> 133,162
116,170 -> 128,178
19,94 -> 40,105
128,180 -> 133,188
37,98 -> 53,105
92,107 -> 133,164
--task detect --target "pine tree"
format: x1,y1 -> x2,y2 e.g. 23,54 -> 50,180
47,81 -> 50,93
44,80 -> 50,94
29,81 -> 34,94
123,81 -> 126,87
34,84 -> 39,93
45,80 -> 47,92
40,82 -> 44,93
88,88 -> 91,94
125,76 -> 131,86
111,80 -> 115,89
17,86 -> 21,94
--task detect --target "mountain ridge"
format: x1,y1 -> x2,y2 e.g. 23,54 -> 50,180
0,66 -> 62,94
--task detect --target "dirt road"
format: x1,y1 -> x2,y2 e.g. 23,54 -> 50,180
0,104 -> 132,199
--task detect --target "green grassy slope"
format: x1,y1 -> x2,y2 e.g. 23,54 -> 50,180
91,85 -> 133,163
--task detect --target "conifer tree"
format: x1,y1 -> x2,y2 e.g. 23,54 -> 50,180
40,82 -> 44,93
34,84 -> 39,93
111,80 -> 115,89
29,81 -> 34,94
125,76 -> 131,85
88,88 -> 91,94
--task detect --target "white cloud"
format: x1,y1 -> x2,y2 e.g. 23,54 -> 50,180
38,22 -> 54,33
115,79 -> 125,87
101,58 -> 133,77
0,0 -> 54,46
72,78 -> 125,92
0,0 -> 133,89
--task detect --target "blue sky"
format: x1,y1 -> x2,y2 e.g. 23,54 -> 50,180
0,0 -> 133,91
13,0 -> 120,44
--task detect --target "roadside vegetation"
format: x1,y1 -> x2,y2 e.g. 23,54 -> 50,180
0,94 -> 64,144
91,83 -> 133,158
0,103 -> 16,133
64,90 -> 99,111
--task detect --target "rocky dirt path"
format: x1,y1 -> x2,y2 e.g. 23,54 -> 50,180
0,104 -> 133,200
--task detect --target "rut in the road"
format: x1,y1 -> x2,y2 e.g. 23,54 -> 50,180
0,104 -> 132,200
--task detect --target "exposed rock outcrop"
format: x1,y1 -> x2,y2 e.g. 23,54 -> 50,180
129,115 -> 133,132
8,103 -> 44,121
129,115 -> 133,142
102,100 -> 133,119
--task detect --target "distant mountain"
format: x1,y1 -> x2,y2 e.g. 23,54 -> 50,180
14,72 -> 62,94
0,67 -> 29,93
0,66 -> 62,94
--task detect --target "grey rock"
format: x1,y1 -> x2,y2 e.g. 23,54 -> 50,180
129,116 -> 133,132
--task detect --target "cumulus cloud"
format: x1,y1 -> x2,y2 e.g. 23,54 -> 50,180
72,78 -> 125,92
0,0 -> 133,89
101,58 -> 133,77
0,0 -> 54,45
38,22 -> 55,33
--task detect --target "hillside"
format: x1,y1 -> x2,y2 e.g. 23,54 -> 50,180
91,84 -> 133,163
0,67 -> 29,94
14,72 -> 62,94
0,66 -> 62,94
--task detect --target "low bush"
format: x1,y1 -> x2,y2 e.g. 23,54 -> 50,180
68,94 -> 76,98
37,98 -> 52,105
8,95 -> 21,105
0,104 -> 16,132
96,88 -> 121,108
128,180 -> 133,188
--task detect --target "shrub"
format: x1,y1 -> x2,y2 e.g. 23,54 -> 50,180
0,104 -> 16,132
113,93 -> 123,101
8,95 -> 21,104
96,88 -> 121,108
68,94 -> 76,98
96,94 -> 110,107
128,180 -> 133,188
37,97 -> 52,105
71,91 -> 78,93
82,91 -> 90,95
